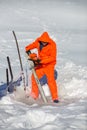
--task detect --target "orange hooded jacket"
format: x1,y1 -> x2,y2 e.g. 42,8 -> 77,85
25,32 -> 57,67
25,32 -> 58,100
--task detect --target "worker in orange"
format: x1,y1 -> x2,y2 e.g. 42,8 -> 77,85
25,32 -> 59,103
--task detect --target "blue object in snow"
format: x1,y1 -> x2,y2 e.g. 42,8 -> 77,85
0,83 -> 7,97
0,76 -> 22,98
8,76 -> 22,93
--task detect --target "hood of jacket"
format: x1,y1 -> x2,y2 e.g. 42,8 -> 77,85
38,32 -> 51,43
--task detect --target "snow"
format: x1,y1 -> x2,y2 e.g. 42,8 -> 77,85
0,96 -> 87,130
0,0 -> 87,130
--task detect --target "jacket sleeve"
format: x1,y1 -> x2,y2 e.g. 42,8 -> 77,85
25,39 -> 38,52
41,42 -> 57,64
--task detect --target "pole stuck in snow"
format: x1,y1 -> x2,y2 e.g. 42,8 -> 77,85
7,56 -> 13,82
12,30 -> 26,90
6,68 -> 9,86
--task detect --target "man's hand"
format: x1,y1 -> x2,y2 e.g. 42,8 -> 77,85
29,53 -> 37,60
26,51 -> 41,66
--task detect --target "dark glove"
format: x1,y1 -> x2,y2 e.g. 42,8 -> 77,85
34,59 -> 41,65
26,50 -> 31,55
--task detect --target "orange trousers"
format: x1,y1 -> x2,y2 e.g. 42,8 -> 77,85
30,65 -> 58,100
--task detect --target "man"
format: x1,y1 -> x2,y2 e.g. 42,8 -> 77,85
25,32 -> 59,103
